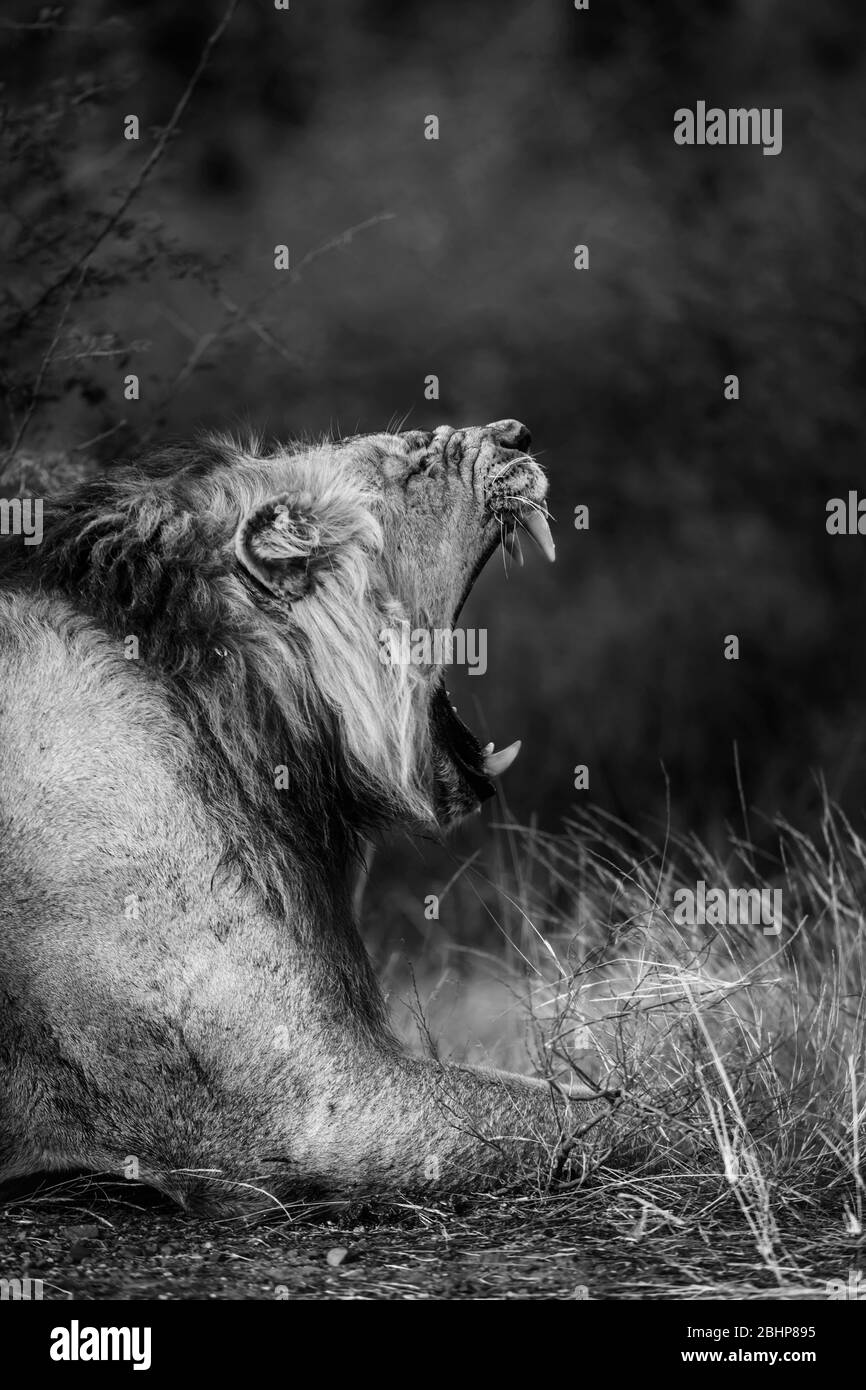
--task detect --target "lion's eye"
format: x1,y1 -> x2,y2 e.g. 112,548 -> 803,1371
401,430 -> 432,449
383,447 -> 436,492
405,453 -> 434,481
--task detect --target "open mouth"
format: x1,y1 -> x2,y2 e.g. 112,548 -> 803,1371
430,498 -> 556,811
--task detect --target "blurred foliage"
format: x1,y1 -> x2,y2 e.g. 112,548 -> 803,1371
2,0 -> 866,846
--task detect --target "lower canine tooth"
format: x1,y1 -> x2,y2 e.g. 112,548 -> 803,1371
523,510 -> 556,563
482,742 -> 495,754
483,739 -> 521,776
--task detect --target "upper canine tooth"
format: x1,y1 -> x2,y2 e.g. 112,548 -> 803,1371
482,741 -> 495,754
523,510 -> 556,562
483,739 -> 521,776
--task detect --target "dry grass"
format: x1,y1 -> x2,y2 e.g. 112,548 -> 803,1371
384,798 -> 866,1297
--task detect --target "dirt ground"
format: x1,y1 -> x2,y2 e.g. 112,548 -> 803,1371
0,1176 -> 857,1301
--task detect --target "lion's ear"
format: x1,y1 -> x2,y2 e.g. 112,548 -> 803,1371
234,493 -> 329,600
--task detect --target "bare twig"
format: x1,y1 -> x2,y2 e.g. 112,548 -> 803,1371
72,420 -> 128,454
10,0 -> 239,335
2,271 -> 83,486
215,213 -> 397,342
141,213 -> 398,439
283,212 -> 396,284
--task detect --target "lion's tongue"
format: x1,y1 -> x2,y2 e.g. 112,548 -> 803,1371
482,740 -> 521,776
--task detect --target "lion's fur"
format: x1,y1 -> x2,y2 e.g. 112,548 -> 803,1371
0,425 -> 600,1208
2,436 -> 436,911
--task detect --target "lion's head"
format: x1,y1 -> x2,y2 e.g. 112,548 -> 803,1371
4,419 -> 553,900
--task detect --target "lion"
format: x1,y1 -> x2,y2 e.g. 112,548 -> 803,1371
0,419 -> 605,1210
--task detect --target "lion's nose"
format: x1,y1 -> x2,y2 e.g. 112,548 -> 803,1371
486,420 -> 532,453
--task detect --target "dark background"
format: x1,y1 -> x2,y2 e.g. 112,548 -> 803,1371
2,0 -> 866,861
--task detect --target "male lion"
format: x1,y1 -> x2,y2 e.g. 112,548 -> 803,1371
0,420 -> 603,1210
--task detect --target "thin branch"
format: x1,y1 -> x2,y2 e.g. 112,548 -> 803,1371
142,212 -> 398,439
72,420 -> 128,454
2,271 -> 83,486
10,0 -> 239,334
216,213 -> 396,339
284,212 -> 396,283
0,20 -> 103,32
